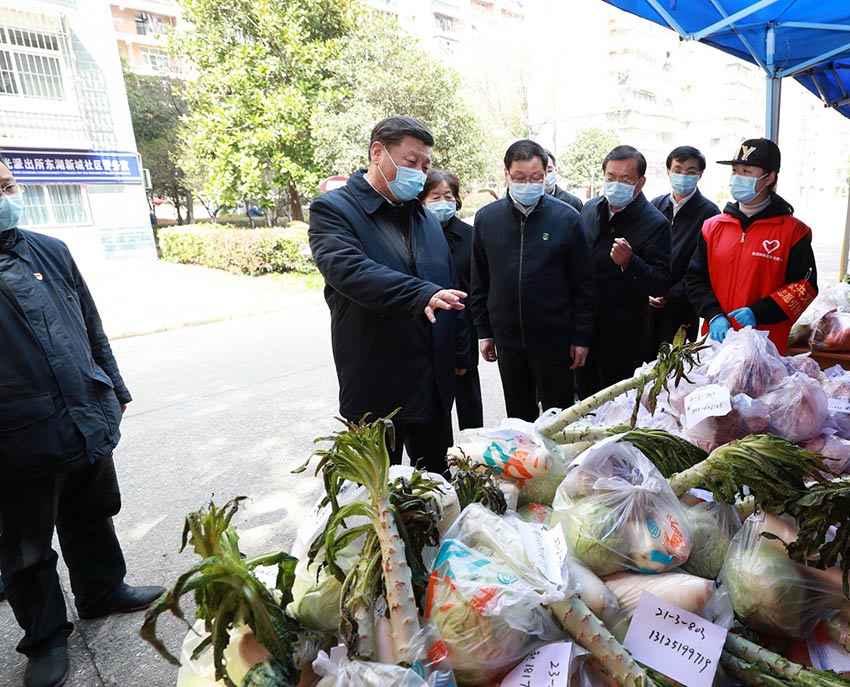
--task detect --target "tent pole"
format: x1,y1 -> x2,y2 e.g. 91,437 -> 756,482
765,76 -> 782,139
841,181 -> 850,281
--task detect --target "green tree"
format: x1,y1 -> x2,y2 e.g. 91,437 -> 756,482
560,128 -> 620,198
124,70 -> 191,223
311,12 -> 489,188
172,0 -> 354,222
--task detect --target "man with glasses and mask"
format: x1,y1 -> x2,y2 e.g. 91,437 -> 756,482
576,144 -> 671,398
687,138 -> 817,354
0,156 -> 164,687
645,146 -> 719,356
469,139 -> 596,421
309,116 -> 467,472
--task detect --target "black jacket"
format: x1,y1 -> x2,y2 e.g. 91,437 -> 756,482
650,189 -> 719,333
443,215 -> 477,367
0,229 -> 129,480
581,194 -> 672,359
552,186 -> 583,213
469,194 -> 596,350
309,170 -> 464,423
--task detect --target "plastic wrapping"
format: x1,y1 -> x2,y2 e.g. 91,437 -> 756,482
682,500 -> 742,580
785,353 -> 823,380
759,372 -> 828,444
811,310 -> 850,352
803,433 -> 850,476
447,420 -> 552,486
706,328 -> 787,397
718,512 -> 850,639
562,556 -> 621,628
821,374 -> 850,438
683,392 -> 770,451
602,570 -> 731,642
425,505 -> 565,686
552,439 -> 693,575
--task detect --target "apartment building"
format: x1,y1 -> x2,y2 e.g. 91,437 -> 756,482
111,0 -> 180,76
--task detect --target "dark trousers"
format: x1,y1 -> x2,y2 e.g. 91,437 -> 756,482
454,366 -> 483,430
574,355 -> 640,399
0,454 -> 126,656
386,413 -> 453,475
496,345 -> 575,422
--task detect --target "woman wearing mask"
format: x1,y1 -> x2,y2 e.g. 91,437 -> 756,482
687,138 -> 818,354
420,170 -> 483,429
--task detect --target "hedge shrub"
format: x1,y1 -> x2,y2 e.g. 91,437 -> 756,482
158,223 -> 317,276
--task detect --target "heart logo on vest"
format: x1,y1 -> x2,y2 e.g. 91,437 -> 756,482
763,239 -> 780,254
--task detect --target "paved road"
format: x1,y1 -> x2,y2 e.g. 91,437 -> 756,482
0,299 -> 507,687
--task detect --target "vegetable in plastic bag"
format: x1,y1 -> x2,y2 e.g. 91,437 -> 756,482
425,505 -> 565,686
683,392 -> 770,451
811,310 -> 850,352
718,512 -> 850,639
681,500 -> 741,580
803,433 -> 850,476
706,327 -> 787,397
552,439 -> 693,575
758,372 -> 828,444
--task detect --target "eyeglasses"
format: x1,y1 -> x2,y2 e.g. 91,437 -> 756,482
0,183 -> 24,196
509,174 -> 545,184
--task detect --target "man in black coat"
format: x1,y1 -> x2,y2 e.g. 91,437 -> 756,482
308,116 -> 467,472
576,145 -> 672,398
470,140 -> 596,421
0,157 -> 163,687
646,146 -> 719,356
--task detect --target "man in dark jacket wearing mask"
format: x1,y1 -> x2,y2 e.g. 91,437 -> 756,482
0,157 -> 163,687
308,116 -> 467,472
576,145 -> 672,398
646,145 -> 720,355
470,139 -> 596,421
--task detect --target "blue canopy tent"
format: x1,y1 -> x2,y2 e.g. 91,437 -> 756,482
599,0 -> 850,274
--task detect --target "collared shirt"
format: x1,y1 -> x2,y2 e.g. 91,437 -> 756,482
510,195 -> 539,217
671,187 -> 698,217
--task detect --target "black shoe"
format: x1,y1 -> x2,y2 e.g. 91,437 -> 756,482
24,646 -> 69,687
77,583 -> 165,620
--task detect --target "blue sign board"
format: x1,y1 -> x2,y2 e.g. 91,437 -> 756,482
0,148 -> 143,184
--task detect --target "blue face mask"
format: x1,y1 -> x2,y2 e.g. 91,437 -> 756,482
379,145 -> 426,202
0,193 -> 24,231
603,180 -> 636,209
669,172 -> 699,196
427,200 -> 456,224
729,173 -> 767,204
510,182 -> 545,206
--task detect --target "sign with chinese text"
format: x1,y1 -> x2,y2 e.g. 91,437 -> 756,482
1,148 -> 142,184
500,641 -> 573,687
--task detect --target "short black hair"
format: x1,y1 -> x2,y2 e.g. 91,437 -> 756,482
368,116 -> 434,161
666,145 -> 706,171
545,149 -> 556,164
504,139 -> 548,170
602,145 -> 647,176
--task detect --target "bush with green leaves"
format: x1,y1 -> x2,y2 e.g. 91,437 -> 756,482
158,223 -> 317,276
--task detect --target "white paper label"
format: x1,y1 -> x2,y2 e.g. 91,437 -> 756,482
500,641 -> 573,687
624,592 -> 726,687
517,521 -> 567,585
684,384 -> 732,429
828,397 -> 850,414
807,634 -> 850,672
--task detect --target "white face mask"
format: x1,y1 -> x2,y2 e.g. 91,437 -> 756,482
544,171 -> 558,193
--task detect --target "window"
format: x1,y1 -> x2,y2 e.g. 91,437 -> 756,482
139,47 -> 170,73
135,13 -> 148,36
20,185 -> 90,227
0,9 -> 65,100
435,14 -> 454,31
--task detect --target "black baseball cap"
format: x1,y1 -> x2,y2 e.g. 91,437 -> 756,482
717,138 -> 781,173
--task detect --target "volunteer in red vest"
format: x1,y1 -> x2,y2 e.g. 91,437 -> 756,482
687,138 -> 817,354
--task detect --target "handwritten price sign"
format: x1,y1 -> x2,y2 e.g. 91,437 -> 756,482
500,641 -> 573,687
624,592 -> 726,687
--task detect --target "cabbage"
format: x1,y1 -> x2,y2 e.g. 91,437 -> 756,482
559,500 -> 624,576
682,502 -> 740,580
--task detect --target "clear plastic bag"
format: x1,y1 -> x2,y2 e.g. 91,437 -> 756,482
812,310 -> 850,352
682,500 -> 742,580
552,439 -> 693,575
425,505 -> 565,686
758,372 -> 828,444
718,512 -> 850,639
683,393 -> 770,451
803,433 -> 850,476
706,327 -> 787,397
785,352 -> 823,380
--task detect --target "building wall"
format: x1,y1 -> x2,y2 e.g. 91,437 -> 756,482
0,0 -> 155,266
